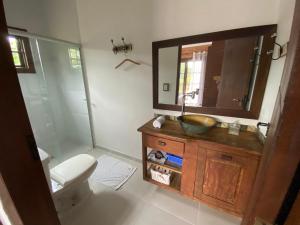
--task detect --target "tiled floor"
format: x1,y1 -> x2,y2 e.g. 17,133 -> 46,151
59,148 -> 241,225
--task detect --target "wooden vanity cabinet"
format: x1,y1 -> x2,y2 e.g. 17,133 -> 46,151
138,119 -> 263,217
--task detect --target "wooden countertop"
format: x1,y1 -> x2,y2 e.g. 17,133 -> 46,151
138,119 -> 264,156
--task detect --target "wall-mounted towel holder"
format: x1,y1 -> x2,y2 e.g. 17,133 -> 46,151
115,58 -> 140,69
266,33 -> 289,60
111,37 -> 132,55
111,37 -> 140,69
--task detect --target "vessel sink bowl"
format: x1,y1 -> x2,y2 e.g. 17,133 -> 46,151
177,115 -> 217,135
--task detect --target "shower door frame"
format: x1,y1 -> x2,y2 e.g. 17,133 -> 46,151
8,27 -> 96,151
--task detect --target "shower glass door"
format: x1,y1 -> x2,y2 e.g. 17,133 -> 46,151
14,34 -> 93,166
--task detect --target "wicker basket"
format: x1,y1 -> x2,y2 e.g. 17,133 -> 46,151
150,164 -> 172,185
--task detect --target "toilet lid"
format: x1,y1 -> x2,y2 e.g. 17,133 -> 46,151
50,154 -> 97,187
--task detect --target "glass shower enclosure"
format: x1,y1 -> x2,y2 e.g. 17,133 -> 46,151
10,31 -> 93,166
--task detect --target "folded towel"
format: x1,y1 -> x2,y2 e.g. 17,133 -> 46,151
153,116 -> 166,128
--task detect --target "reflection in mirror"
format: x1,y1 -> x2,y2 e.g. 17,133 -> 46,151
177,42 -> 211,107
158,46 -> 179,104
158,35 -> 264,112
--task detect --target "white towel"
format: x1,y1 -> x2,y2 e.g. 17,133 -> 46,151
90,155 -> 136,190
153,116 -> 166,128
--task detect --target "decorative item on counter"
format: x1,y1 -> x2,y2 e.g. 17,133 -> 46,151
218,122 -> 229,128
150,164 -> 172,185
246,125 -> 257,133
148,150 -> 167,165
153,115 -> 166,128
257,122 -> 271,136
168,115 -> 177,121
228,121 -> 241,136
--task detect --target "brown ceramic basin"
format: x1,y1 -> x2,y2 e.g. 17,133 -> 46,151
177,115 -> 217,135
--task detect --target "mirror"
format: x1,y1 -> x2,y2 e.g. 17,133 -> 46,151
158,46 -> 179,105
153,25 -> 277,119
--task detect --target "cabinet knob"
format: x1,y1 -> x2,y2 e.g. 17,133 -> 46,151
158,140 -> 166,146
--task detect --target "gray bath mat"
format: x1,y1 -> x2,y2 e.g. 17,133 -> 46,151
90,155 -> 137,190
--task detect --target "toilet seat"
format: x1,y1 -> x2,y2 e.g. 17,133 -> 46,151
50,154 -> 97,190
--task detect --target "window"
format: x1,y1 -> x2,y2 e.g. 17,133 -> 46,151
177,52 -> 208,106
68,48 -> 81,69
8,35 -> 35,73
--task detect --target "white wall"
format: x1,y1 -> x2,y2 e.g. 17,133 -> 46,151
76,0 -> 293,159
3,0 -> 48,36
259,0 -> 296,126
42,0 -> 81,43
76,0 -> 154,159
3,0 -> 80,43
152,0 -> 279,41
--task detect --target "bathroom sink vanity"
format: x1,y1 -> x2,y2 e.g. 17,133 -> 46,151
138,119 -> 263,217
142,25 -> 277,217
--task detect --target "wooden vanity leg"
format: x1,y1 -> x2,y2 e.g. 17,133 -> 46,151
142,133 -> 147,180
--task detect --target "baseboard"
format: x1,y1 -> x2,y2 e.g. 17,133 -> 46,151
93,145 -> 142,163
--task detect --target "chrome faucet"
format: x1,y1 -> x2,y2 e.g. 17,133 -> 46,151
181,89 -> 199,116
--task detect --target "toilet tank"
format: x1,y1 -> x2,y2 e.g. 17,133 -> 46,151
38,148 -> 52,192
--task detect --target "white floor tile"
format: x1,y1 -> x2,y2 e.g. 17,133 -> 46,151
126,201 -> 193,225
196,203 -> 241,225
58,148 -> 241,225
145,188 -> 199,225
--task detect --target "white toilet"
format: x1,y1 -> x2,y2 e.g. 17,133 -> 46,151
38,148 -> 97,212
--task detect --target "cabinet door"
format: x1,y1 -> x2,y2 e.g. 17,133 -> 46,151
202,152 -> 242,204
194,148 -> 259,215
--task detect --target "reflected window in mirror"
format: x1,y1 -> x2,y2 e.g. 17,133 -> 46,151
177,43 -> 211,107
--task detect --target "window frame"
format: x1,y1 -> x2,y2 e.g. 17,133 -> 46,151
9,35 -> 36,74
68,47 -> 82,69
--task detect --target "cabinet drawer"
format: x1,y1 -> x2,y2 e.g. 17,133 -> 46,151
144,135 -> 184,157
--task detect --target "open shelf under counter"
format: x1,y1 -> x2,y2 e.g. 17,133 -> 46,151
146,160 -> 182,174
145,169 -> 181,192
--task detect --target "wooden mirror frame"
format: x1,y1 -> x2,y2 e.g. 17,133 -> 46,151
153,25 -> 277,119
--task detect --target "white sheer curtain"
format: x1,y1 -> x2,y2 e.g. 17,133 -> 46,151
185,51 -> 208,106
